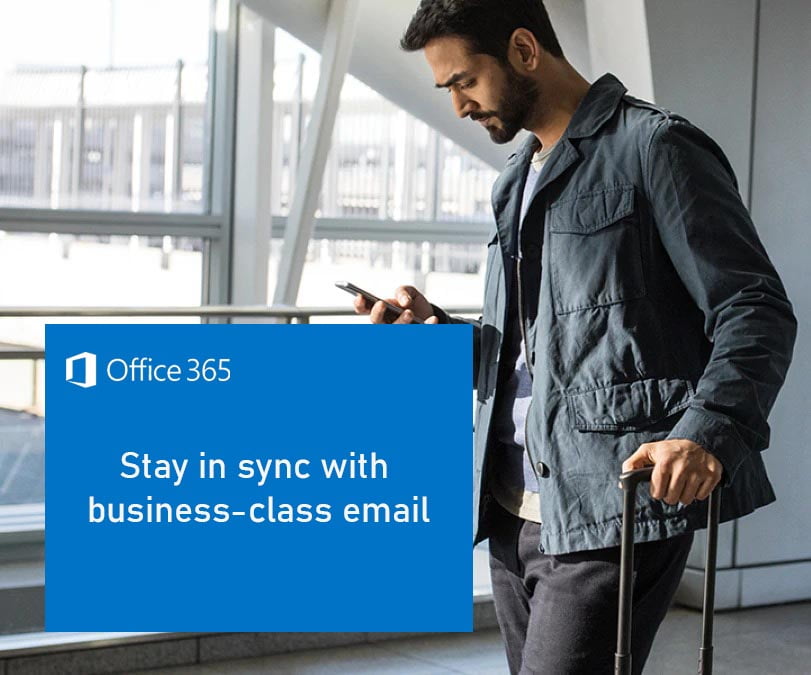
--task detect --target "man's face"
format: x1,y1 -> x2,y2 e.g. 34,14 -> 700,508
424,35 -> 538,144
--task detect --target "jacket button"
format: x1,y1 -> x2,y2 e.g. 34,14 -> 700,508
536,462 -> 550,478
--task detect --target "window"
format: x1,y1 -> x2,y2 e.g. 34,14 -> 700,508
0,0 -> 212,212
272,28 -> 499,224
267,237 -> 486,318
0,231 -> 204,508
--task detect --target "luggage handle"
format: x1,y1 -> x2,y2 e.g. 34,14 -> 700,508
614,467 -> 721,675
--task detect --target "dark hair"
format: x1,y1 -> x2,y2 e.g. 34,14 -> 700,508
400,0 -> 563,61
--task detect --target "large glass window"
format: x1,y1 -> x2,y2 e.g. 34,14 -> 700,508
272,28 -> 499,224
0,231 -> 204,508
267,237 -> 486,318
0,232 -> 204,343
0,1 -> 215,515
271,28 -> 496,310
0,0 -> 211,212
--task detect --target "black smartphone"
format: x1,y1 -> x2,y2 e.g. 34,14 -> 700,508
334,280 -> 424,324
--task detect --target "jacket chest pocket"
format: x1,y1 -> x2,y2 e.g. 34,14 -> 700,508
548,185 -> 646,314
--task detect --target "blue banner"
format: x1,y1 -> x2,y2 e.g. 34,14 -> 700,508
45,323 -> 473,632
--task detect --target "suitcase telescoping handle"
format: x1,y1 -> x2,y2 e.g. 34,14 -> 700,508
614,467 -> 722,675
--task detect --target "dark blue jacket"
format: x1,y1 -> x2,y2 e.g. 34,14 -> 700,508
434,73 -> 797,555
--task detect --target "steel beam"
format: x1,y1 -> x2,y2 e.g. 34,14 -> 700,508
272,0 -> 360,306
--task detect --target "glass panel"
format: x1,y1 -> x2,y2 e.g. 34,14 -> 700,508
267,237 -> 486,318
271,30 -> 321,217
0,406 -> 43,506
0,230 -> 205,507
271,28 -> 499,223
0,0 -> 211,212
438,138 -> 500,222
0,231 -> 205,346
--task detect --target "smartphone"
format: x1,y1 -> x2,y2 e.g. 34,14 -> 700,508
334,280 -> 424,324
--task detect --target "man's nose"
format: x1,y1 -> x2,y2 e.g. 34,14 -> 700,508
451,90 -> 476,119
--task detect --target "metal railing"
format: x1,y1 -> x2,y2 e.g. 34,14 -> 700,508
0,303 -> 481,323
0,304 -> 482,410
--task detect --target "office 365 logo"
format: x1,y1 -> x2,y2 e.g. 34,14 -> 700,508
65,352 -> 97,388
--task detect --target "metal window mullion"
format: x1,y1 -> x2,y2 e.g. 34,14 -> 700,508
202,0 -> 239,313
173,59 -> 184,207
70,66 -> 87,205
290,52 -> 305,183
202,0 -> 218,215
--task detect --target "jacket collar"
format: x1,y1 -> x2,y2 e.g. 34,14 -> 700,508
504,72 -> 628,163
564,72 -> 628,139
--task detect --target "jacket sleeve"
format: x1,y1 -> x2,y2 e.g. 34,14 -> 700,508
644,118 -> 797,486
430,303 -> 482,390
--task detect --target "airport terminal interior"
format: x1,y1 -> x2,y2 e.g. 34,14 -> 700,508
0,0 -> 808,672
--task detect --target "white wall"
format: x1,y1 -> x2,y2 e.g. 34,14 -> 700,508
736,0 -> 811,571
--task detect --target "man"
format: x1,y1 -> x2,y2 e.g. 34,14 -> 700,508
355,1 -> 797,672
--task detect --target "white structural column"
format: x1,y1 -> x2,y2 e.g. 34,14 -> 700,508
583,0 -> 654,101
231,4 -> 275,316
272,0 -> 360,307
643,0 -> 758,205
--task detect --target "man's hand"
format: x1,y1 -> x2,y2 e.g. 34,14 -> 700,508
353,285 -> 439,325
622,439 -> 723,505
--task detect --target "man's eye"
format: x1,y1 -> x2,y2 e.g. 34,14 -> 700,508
461,79 -> 476,90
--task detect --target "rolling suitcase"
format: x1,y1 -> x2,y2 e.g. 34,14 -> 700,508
615,467 -> 722,675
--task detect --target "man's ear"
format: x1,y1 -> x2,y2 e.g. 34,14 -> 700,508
508,28 -> 541,72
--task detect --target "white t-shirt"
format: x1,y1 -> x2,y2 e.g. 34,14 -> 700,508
490,139 -> 557,524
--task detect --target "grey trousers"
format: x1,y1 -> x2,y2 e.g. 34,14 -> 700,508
487,499 -> 694,674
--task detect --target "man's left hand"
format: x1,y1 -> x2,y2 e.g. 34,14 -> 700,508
622,440 -> 723,505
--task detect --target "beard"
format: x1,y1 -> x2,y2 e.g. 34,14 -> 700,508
471,65 -> 539,144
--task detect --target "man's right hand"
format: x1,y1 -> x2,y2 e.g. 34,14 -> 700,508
353,285 -> 440,324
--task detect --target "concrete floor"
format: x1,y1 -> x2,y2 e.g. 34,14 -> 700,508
133,601 -> 811,674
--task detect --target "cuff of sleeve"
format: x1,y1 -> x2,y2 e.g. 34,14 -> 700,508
430,303 -> 452,324
666,406 -> 749,487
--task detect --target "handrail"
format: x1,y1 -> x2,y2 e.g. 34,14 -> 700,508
0,304 -> 481,318
0,305 -> 482,363
0,342 -> 44,359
